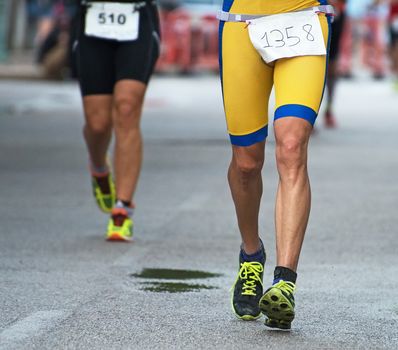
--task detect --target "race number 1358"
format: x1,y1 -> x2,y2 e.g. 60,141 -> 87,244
248,10 -> 326,63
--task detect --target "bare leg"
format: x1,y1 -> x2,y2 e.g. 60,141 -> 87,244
228,141 -> 265,254
82,95 -> 113,169
112,79 -> 147,203
274,118 -> 312,271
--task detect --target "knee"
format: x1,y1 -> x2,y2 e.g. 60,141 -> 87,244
233,154 -> 264,180
113,96 -> 142,128
276,136 -> 307,172
84,110 -> 111,136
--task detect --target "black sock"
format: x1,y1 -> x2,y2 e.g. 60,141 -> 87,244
273,266 -> 297,284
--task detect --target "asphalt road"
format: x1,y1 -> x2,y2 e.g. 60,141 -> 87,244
0,75 -> 397,349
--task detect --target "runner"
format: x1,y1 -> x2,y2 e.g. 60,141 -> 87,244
76,0 -> 160,241
325,0 -> 346,127
218,0 -> 333,329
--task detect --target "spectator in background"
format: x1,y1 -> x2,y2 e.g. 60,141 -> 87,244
27,0 -> 57,47
324,0 -> 346,128
340,0 -> 390,79
28,0 -> 77,79
362,0 -> 389,79
389,0 -> 398,89
339,0 -> 372,78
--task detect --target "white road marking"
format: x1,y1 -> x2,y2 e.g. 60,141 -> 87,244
0,310 -> 66,348
177,193 -> 211,212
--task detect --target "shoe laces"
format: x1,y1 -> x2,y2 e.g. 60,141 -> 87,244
238,262 -> 264,296
273,280 -> 296,295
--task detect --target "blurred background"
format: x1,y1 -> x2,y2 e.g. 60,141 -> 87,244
0,0 -> 396,82
0,0 -> 222,78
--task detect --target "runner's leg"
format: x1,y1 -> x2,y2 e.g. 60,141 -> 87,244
271,14 -> 330,269
274,118 -> 312,270
112,80 -> 147,203
83,95 -> 113,169
259,15 -> 330,328
229,142 -> 265,254
220,17 -> 272,320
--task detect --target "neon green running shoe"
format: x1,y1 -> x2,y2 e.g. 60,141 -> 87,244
106,207 -> 133,242
231,250 -> 265,320
91,171 -> 116,214
259,280 -> 296,330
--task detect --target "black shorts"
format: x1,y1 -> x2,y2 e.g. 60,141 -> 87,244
76,1 -> 160,96
329,12 -> 345,61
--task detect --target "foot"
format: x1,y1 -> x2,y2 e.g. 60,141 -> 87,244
324,111 -> 337,128
91,170 -> 116,214
106,207 -> 133,241
231,249 -> 265,320
259,280 -> 296,330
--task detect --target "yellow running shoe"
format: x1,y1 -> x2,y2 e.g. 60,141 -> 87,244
106,207 -> 133,242
259,280 -> 296,330
91,170 -> 116,214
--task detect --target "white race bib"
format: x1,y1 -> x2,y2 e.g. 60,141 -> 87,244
247,10 -> 326,64
85,2 -> 139,41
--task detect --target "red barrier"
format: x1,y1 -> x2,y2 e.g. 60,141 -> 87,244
193,14 -> 219,72
156,10 -> 219,74
156,9 -> 193,73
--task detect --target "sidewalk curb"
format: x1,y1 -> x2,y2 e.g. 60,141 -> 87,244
0,63 -> 44,80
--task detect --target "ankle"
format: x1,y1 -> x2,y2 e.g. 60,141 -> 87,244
241,239 -> 265,263
241,239 -> 262,255
273,266 -> 297,284
114,199 -> 134,217
89,159 -> 109,176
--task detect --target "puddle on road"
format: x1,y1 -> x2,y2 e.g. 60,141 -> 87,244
140,282 -> 217,293
130,268 -> 221,280
130,268 -> 222,293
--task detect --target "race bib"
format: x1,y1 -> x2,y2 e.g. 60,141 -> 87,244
247,10 -> 326,64
85,2 -> 139,41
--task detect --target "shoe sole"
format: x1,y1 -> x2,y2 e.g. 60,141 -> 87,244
259,287 -> 294,330
232,310 -> 262,321
264,318 -> 291,330
106,233 -> 132,242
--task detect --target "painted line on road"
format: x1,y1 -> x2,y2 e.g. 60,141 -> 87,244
0,310 -> 66,349
177,193 -> 211,212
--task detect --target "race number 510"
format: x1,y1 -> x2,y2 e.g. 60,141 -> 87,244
98,12 -> 127,25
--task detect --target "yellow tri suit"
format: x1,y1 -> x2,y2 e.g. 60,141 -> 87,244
219,0 -> 331,146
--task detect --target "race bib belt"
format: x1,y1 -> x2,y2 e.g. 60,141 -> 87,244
85,2 -> 140,41
217,5 -> 334,64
